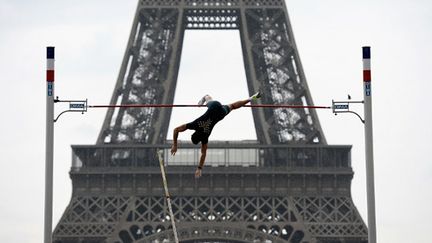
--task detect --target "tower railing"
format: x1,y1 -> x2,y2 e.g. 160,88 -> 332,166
71,143 -> 351,170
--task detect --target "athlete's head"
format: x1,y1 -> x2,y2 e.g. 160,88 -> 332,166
191,131 -> 204,144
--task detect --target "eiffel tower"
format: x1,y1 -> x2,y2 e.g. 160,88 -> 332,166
53,0 -> 368,242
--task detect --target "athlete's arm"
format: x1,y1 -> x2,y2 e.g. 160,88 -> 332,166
171,124 -> 187,155
195,143 -> 208,178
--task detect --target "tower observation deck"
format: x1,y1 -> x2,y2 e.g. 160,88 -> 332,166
53,0 -> 368,242
54,143 -> 367,242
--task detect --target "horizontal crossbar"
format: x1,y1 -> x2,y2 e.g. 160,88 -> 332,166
88,104 -> 331,109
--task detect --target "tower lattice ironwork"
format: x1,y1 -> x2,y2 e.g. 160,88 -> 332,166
53,0 -> 368,242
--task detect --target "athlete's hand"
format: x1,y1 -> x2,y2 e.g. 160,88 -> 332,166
171,144 -> 177,155
195,168 -> 202,178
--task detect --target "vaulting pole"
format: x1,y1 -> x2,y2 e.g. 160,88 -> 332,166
45,46 -> 55,243
157,150 -> 179,243
363,46 -> 377,243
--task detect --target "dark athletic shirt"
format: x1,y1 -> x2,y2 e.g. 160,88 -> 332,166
186,101 -> 229,144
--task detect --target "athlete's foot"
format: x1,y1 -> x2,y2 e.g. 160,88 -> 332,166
250,91 -> 261,100
198,95 -> 212,105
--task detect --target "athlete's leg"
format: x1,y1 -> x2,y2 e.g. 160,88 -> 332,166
228,91 -> 261,111
229,99 -> 251,110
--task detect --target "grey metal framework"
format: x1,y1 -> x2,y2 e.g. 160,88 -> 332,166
97,0 -> 326,145
53,0 -> 368,242
54,144 -> 367,242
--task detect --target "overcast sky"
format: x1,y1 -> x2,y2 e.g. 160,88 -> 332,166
1,0 -> 431,242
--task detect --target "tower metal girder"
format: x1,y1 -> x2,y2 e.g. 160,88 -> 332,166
53,144 -> 368,243
239,8 -> 326,144
97,0 -> 326,145
98,7 -> 184,144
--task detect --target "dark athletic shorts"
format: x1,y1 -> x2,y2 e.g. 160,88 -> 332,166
207,100 -> 230,116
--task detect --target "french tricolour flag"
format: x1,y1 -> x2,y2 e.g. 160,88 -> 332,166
47,47 -> 55,82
